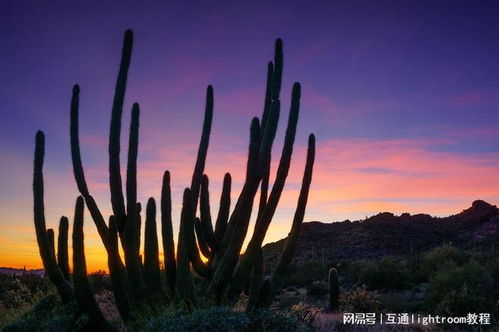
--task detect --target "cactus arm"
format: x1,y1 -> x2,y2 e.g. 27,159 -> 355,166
214,172 -> 231,243
57,216 -> 70,281
190,85 -> 213,215
266,134 -> 315,307
161,171 -> 176,293
33,131 -> 75,304
108,216 -> 135,321
135,202 -> 142,258
176,189 -> 195,299
231,83 -> 301,297
207,118 -> 261,296
144,197 -> 162,294
186,217 -> 210,278
195,217 -> 212,259
122,210 -> 147,300
70,84 -> 110,243
72,196 -> 117,331
126,103 -> 140,228
109,29 -> 133,231
246,247 -> 264,311
200,174 -> 218,251
46,228 -> 56,262
120,102 -> 147,300
70,85 -> 89,196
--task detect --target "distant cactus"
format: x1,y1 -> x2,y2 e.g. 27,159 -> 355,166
33,29 -> 316,323
328,268 -> 340,311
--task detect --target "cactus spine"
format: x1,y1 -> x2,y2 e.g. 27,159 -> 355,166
328,268 -> 340,312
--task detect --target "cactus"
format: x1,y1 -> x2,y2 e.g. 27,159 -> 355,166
195,217 -> 212,259
176,189 -> 195,299
214,173 -> 231,243
46,228 -> 56,262
72,196 -> 116,331
57,216 -> 70,281
229,82 -> 303,298
109,30 -> 133,232
33,29 -> 315,323
189,86 -> 213,216
200,174 -> 217,252
33,131 -> 74,304
144,197 -> 162,294
161,171 -> 176,293
108,216 -> 135,321
265,134 -> 315,307
328,268 -> 340,311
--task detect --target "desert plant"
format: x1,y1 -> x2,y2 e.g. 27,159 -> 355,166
32,28 -> 316,326
328,268 -> 339,311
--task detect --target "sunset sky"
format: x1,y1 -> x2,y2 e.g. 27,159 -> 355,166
1,0 -> 499,271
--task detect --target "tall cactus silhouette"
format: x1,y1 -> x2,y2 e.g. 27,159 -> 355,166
73,196 -> 116,331
33,29 -> 316,325
57,216 -> 70,281
33,131 -> 75,304
328,268 -> 340,311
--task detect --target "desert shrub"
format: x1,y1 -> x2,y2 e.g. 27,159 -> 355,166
418,244 -> 470,281
281,259 -> 327,287
2,294 -> 78,332
306,281 -> 328,297
348,257 -> 412,290
424,259 -> 495,316
249,308 -> 311,332
17,274 -> 52,295
88,270 -> 112,293
146,307 -> 249,331
289,302 -> 322,327
340,285 -> 381,312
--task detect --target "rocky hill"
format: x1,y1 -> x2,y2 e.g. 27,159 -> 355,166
263,200 -> 499,265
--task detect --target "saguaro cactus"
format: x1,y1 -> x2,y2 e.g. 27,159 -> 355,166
328,268 -> 340,311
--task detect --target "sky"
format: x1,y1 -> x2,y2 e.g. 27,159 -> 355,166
1,0 -> 499,271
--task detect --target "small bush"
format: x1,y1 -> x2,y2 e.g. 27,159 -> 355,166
340,285 -> 381,312
281,259 -> 326,287
147,307 -> 249,332
348,257 -> 412,290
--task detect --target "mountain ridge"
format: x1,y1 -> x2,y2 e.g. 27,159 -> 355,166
263,200 -> 499,265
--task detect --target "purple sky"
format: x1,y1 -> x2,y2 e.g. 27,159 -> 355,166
2,0 -> 499,269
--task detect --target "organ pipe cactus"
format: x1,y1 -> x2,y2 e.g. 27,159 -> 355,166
33,28 -> 316,324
